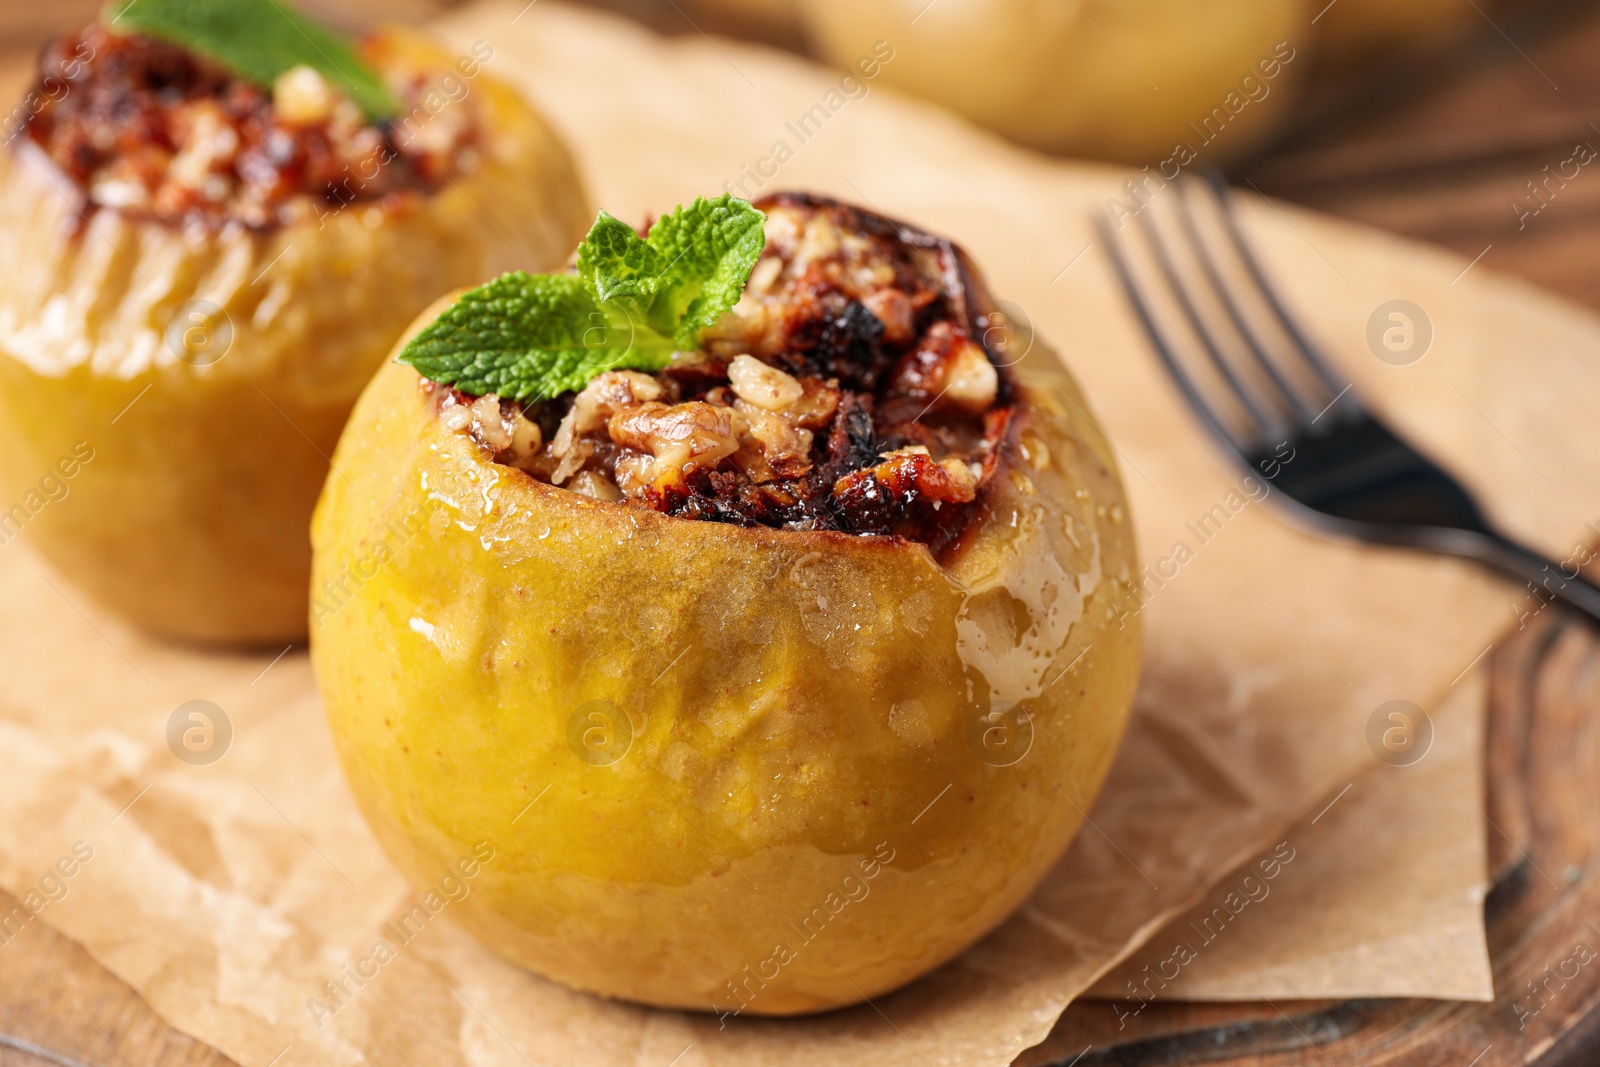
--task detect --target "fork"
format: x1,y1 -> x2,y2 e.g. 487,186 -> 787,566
1096,172 -> 1600,624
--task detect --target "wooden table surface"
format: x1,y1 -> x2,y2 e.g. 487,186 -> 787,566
4,2 -> 1600,1064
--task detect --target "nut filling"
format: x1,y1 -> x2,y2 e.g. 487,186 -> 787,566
18,24 -> 483,230
434,193 -> 1021,552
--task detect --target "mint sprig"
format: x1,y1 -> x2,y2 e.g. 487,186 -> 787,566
397,274 -> 677,403
398,195 -> 768,402
579,196 -> 769,348
103,0 -> 399,121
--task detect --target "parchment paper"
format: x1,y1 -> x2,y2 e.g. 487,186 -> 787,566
1087,668 -> 1493,1004
3,3 -> 1597,1065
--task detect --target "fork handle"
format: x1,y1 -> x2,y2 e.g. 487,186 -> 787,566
1425,527 -> 1600,626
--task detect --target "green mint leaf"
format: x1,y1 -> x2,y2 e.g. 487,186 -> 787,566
397,273 -> 678,402
577,194 -> 768,349
103,0 -> 399,120
398,197 -> 768,402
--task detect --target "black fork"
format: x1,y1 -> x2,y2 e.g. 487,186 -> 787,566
1098,173 -> 1600,624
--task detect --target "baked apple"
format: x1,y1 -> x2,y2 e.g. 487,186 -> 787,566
311,193 -> 1140,1012
799,0 -> 1305,163
0,1 -> 589,644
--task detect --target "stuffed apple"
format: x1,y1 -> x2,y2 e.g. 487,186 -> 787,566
0,0 -> 589,644
311,193 -> 1140,1012
799,0 -> 1305,163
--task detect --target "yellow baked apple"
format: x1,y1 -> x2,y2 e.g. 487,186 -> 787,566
0,6 -> 589,644
311,193 -> 1140,1012
800,0 -> 1307,163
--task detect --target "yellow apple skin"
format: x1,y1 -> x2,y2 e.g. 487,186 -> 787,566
800,0 -> 1305,164
0,26 -> 590,645
310,303 -> 1142,1012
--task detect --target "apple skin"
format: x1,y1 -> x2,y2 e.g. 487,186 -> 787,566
800,0 -> 1305,164
0,26 -> 591,645
310,287 -> 1142,1013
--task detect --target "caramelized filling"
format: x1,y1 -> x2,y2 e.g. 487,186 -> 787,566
15,24 -> 482,230
434,193 -> 1019,552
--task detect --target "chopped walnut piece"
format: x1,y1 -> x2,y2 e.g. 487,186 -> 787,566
573,371 -> 665,432
551,439 -> 595,487
608,401 -> 740,486
469,395 -> 512,451
890,321 -> 998,413
943,338 -> 1000,412
735,404 -> 814,478
726,431 -> 778,485
164,101 -> 239,203
786,379 -> 841,429
747,256 -> 783,294
508,415 -> 543,460
702,298 -> 773,358
551,370 -> 664,461
727,355 -> 804,412
569,471 -> 623,502
497,415 -> 547,475
861,287 -> 915,345
833,446 -> 978,509
613,453 -> 655,498
939,456 -> 979,496
796,213 -> 842,266
272,65 -> 340,126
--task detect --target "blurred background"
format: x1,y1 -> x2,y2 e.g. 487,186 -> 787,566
1,0 -> 1597,310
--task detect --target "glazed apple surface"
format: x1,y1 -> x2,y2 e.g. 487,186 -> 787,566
800,0 -> 1304,163
0,12 -> 589,644
311,194 -> 1141,1013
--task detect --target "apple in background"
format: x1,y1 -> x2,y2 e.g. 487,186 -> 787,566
798,0 -> 1307,164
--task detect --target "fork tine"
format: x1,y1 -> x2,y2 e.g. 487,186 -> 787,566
1095,212 -> 1257,465
1173,177 -> 1320,426
1124,184 -> 1290,447
1204,172 -> 1351,412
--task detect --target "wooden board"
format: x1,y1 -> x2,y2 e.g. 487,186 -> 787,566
1238,0 -> 1600,317
1020,604 -> 1600,1066
0,895 -> 233,1067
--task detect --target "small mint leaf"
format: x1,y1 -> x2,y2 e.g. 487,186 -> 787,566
577,195 -> 767,349
399,197 -> 768,402
576,211 -> 672,329
103,0 -> 399,121
396,273 -> 677,402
